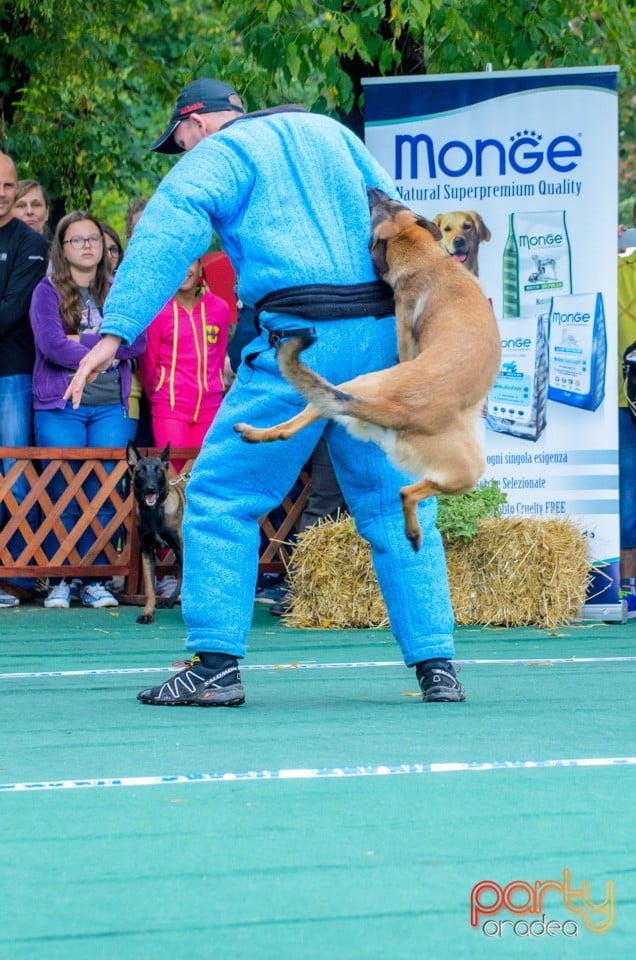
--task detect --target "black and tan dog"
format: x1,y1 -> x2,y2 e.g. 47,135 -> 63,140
126,441 -> 185,624
235,187 -> 501,551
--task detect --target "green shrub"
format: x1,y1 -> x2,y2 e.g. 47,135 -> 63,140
437,480 -> 507,544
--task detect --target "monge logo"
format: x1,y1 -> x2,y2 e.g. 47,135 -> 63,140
395,129 -> 582,180
470,869 -> 615,938
551,310 -> 592,325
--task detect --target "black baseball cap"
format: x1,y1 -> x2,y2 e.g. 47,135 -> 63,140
150,78 -> 244,154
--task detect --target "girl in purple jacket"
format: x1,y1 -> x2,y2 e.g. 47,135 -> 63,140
30,211 -> 146,609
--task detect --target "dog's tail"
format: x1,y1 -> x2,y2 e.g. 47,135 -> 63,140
277,337 -> 356,418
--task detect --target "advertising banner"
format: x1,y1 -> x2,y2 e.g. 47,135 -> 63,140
363,67 -> 621,618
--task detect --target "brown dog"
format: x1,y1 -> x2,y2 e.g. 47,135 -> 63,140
433,210 -> 491,276
126,441 -> 185,624
235,188 -> 501,550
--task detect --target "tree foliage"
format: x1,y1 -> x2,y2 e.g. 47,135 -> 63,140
225,0 -> 635,196
225,2 -> 634,109
0,1 -> 234,213
1,0 -> 634,218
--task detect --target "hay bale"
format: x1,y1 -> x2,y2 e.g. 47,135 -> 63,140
445,516 -> 592,628
286,515 -> 389,629
285,514 -> 592,630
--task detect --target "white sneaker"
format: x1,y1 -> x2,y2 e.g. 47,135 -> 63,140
82,582 -> 119,608
44,581 -> 71,609
156,575 -> 179,599
0,587 -> 19,609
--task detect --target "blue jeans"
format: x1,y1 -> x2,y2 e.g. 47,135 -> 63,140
181,316 -> 455,666
619,407 -> 636,549
34,402 -> 130,564
0,374 -> 35,586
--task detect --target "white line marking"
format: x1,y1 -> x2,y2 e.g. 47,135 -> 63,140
1,656 -> 635,681
1,757 -> 634,793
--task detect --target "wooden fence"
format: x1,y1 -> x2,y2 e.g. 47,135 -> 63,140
0,447 -> 310,602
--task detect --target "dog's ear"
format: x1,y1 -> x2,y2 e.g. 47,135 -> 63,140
159,442 -> 171,466
415,217 -> 442,241
369,237 -> 389,277
366,185 -> 390,205
468,211 -> 492,242
126,440 -> 141,470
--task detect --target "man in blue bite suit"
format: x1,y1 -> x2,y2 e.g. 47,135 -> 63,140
66,78 -> 465,706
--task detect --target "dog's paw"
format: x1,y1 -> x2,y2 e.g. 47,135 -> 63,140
405,525 -> 423,552
136,612 -> 155,624
234,422 -> 258,443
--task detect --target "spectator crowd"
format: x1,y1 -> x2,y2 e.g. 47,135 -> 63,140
0,149 -> 345,613
0,151 -> 236,610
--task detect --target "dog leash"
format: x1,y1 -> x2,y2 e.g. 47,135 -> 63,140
169,473 -> 191,486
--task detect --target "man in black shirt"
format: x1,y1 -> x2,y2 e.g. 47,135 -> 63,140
0,152 -> 48,608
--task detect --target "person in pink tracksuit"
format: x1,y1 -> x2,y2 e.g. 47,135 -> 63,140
139,259 -> 231,465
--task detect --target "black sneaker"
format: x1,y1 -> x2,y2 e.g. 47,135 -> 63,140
255,574 -> 287,604
270,592 -> 292,616
415,659 -> 465,703
137,656 -> 245,706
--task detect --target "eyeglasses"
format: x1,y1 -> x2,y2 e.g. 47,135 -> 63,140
63,234 -> 103,249
107,244 -> 120,257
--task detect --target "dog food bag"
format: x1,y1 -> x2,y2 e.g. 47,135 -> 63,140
502,211 -> 572,318
486,312 -> 549,442
548,292 -> 607,412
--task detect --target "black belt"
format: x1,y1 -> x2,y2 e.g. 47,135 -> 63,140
254,280 -> 395,323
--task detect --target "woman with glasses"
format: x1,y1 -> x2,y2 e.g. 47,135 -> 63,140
101,222 -> 124,276
29,211 -> 146,609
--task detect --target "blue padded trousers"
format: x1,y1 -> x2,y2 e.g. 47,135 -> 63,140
181,314 -> 455,666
